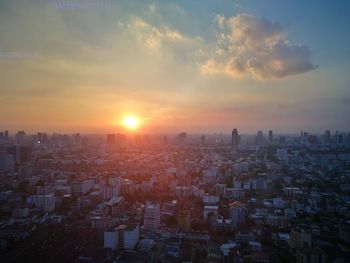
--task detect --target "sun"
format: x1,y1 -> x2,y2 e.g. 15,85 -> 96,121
122,115 -> 139,130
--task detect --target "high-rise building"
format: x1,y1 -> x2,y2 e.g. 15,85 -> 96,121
15,131 -> 26,144
107,133 -> 116,144
107,196 -> 126,218
104,229 -> 119,250
118,224 -> 140,250
178,132 -> 187,144
268,130 -> 273,143
324,130 -> 331,144
37,132 -> 48,144
4,130 -> 9,140
256,130 -> 264,145
229,201 -> 246,227
7,146 -> 32,163
231,129 -> 239,154
144,201 -> 160,231
201,135 -> 205,144
100,184 -> 119,200
177,209 -> 190,232
0,154 -> 14,172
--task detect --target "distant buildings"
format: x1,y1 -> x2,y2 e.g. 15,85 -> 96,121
15,131 -> 26,144
231,128 -> 239,154
7,146 -> 31,164
0,154 -> 14,172
0,130 -> 9,141
106,133 -> 116,145
269,130 -> 273,143
256,130 -> 264,146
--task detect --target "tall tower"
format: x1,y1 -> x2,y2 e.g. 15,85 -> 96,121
231,129 -> 239,154
256,130 -> 264,146
268,130 -> 273,143
177,208 -> 190,232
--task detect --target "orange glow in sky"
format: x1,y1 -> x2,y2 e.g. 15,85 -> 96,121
122,115 -> 140,130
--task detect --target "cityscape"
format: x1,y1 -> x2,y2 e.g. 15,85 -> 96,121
1,0 -> 350,263
0,129 -> 349,262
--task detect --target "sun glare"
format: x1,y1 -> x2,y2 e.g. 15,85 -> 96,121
122,115 -> 139,130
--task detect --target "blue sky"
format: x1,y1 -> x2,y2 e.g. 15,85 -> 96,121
0,0 -> 349,133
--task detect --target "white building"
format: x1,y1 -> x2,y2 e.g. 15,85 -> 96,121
144,202 -> 160,231
104,229 -> 119,250
119,224 -> 140,249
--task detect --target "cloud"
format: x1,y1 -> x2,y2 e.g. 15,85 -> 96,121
202,13 -> 317,79
127,16 -> 185,51
125,16 -> 206,65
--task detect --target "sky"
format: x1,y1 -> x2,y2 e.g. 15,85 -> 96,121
0,0 -> 349,134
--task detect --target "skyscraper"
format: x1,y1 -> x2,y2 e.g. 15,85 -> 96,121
177,209 -> 191,232
324,130 -> 331,144
268,130 -> 273,143
256,130 -> 264,146
144,202 -> 160,231
201,135 -> 205,144
7,146 -> 31,163
15,131 -> 26,144
231,129 -> 239,154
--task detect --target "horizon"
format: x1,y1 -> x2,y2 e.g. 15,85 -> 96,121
2,129 -> 347,137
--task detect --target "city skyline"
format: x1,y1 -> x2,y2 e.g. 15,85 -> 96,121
1,0 -> 350,133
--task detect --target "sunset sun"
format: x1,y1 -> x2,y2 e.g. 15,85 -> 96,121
122,115 -> 139,130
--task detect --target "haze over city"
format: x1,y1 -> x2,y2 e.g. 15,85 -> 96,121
1,0 -> 350,134
1,2 -> 350,263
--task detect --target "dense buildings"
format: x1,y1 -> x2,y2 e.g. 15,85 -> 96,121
0,129 -> 349,262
